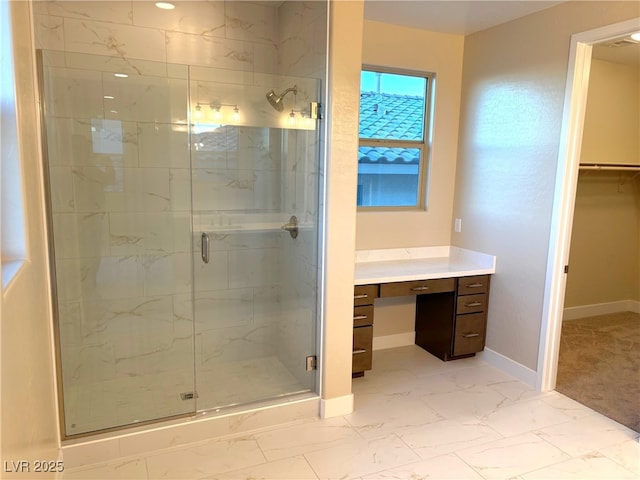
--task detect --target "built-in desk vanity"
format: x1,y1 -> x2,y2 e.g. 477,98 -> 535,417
353,247 -> 497,377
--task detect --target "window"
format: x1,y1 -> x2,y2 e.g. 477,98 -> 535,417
358,67 -> 432,209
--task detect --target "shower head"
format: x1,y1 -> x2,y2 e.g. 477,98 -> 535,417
265,85 -> 298,112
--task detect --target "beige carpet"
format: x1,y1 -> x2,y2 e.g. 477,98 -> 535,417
556,311 -> 640,433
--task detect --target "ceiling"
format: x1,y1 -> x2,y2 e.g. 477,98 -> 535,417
363,1 -> 566,36
363,0 -> 640,65
593,40 -> 640,66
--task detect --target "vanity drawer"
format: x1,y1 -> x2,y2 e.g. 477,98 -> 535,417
352,349 -> 372,374
458,275 -> 490,295
453,313 -> 486,357
353,305 -> 374,327
354,284 -> 379,306
456,293 -> 487,314
353,325 -> 373,351
379,278 -> 455,298
352,325 -> 373,373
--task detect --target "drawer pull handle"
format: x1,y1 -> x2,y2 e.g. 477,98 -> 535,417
353,349 -> 367,354
465,283 -> 484,288
354,293 -> 369,299
353,315 -> 368,321
462,333 -> 480,338
411,286 -> 430,291
464,301 -> 483,307
201,232 -> 210,264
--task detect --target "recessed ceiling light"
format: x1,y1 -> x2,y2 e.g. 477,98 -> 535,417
631,32 -> 640,42
155,2 -> 175,9
103,95 -> 115,100
114,73 -> 128,78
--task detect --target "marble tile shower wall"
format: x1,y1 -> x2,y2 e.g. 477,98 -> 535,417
40,49 -> 196,433
35,0 -> 326,430
274,1 -> 326,386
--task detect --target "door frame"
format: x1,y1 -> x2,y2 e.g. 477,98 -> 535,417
537,17 -> 640,391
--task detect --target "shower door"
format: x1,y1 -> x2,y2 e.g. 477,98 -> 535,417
40,51 -> 197,436
189,67 -> 322,411
35,0 -> 329,440
41,49 -> 323,437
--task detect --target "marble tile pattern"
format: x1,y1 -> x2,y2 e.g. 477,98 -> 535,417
36,0 -> 327,435
60,346 -> 640,479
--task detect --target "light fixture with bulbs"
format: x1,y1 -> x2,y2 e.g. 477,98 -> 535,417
207,102 -> 240,122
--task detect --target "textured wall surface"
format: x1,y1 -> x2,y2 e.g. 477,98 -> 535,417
453,1 -> 640,370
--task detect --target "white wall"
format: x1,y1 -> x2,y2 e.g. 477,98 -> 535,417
566,57 -> 640,310
358,21 -> 464,250
359,21 -> 464,343
321,0 -> 362,408
564,172 -> 640,309
581,58 -> 640,166
1,1 -> 60,476
452,1 -> 640,371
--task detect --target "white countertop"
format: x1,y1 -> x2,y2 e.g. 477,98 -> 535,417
355,246 -> 496,285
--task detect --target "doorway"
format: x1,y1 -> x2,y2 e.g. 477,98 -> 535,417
538,18 -> 640,404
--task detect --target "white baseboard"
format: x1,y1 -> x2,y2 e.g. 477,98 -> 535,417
320,393 -> 354,418
476,347 -> 537,388
563,300 -> 640,321
372,332 -> 415,351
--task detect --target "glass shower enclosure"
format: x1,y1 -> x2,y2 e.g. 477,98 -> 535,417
39,22 -> 324,436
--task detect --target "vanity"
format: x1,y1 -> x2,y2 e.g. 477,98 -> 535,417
353,247 -> 497,377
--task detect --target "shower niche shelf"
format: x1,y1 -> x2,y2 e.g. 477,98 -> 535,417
194,214 -> 312,235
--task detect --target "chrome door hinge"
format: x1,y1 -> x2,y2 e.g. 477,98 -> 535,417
309,102 -> 321,119
305,355 -> 317,371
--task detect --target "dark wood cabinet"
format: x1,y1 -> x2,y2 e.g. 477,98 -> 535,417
352,284 -> 378,377
352,274 -> 490,375
415,275 -> 490,361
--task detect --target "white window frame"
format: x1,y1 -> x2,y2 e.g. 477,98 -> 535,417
357,65 -> 434,211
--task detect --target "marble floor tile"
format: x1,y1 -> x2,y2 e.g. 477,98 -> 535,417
535,413 -> 638,457
361,453 -> 485,479
63,458 -> 147,480
371,345 -> 477,377
351,369 -> 422,396
455,432 -> 571,479
60,346 -> 638,480
422,384 -> 511,419
206,455 -> 319,480
520,452 -> 638,479
486,378 -> 542,403
397,416 -> 503,459
254,416 -> 361,462
437,364 -> 516,389
145,436 -> 266,479
303,434 -> 420,480
345,390 -> 443,438
599,438 -> 640,475
539,391 -> 598,420
481,397 -> 574,437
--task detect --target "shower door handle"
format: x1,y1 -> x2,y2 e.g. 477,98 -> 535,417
281,215 -> 299,239
201,232 -> 210,264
